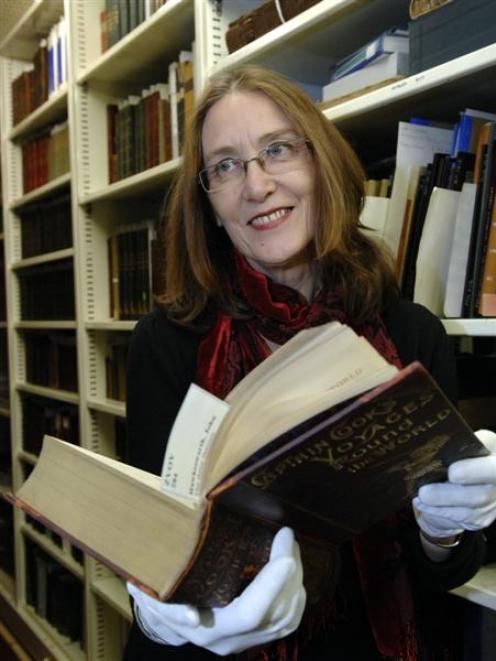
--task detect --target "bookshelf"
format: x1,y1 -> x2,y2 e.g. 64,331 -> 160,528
0,0 -> 494,658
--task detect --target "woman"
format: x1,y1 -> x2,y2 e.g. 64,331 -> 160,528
124,65 -> 496,659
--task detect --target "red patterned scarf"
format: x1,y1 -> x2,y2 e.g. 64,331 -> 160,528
195,251 -> 417,660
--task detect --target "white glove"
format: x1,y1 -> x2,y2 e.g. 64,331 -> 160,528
413,429 -> 496,539
127,527 -> 306,655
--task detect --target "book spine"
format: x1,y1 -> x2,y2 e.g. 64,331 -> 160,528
462,123 -> 496,316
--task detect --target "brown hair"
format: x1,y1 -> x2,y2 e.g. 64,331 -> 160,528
160,65 -> 398,326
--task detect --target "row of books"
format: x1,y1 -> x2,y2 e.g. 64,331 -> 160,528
108,220 -> 165,320
19,193 -> 72,259
0,416 -> 12,490
366,108 -> 496,319
106,336 -> 128,401
25,331 -> 78,393
22,394 -> 79,456
11,15 -> 68,126
0,330 -> 9,407
0,248 -> 6,323
107,52 -> 193,182
101,0 -> 169,53
0,499 -> 14,578
21,122 -> 70,194
25,540 -> 84,646
19,259 -> 75,321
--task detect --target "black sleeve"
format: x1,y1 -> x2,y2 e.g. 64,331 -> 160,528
126,309 -> 199,474
384,300 -> 486,588
383,300 -> 458,403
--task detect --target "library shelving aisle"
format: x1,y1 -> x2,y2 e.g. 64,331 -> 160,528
0,0 -> 495,658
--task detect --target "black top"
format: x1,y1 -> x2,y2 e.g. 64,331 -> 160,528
123,300 -> 485,660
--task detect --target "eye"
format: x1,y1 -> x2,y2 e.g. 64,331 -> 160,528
265,141 -> 293,158
212,158 -> 240,177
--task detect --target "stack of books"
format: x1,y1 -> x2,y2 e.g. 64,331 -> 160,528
322,27 -> 409,104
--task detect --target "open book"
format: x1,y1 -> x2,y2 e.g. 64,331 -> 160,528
8,322 -> 485,607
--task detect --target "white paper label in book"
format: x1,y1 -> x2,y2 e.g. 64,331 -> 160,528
160,384 -> 230,506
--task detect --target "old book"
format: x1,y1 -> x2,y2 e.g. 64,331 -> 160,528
8,322 -> 486,607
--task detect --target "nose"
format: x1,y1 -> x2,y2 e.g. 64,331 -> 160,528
242,158 -> 276,200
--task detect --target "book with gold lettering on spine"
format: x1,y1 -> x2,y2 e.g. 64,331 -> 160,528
6,322 -> 486,607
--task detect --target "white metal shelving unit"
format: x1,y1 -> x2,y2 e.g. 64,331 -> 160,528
0,0 -> 495,658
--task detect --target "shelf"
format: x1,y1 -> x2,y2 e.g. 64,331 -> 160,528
0,0 -> 64,60
10,172 -> 71,210
92,576 -> 132,621
18,450 -> 38,467
85,320 -> 136,332
77,0 -> 194,86
210,0 -> 410,87
80,158 -> 180,204
0,482 -> 13,498
22,523 -> 85,580
87,397 -> 126,418
451,564 -> 496,611
15,320 -> 77,330
21,604 -> 86,661
442,319 -> 496,337
12,247 -> 74,270
0,570 -> 15,603
15,382 -> 79,405
323,43 -> 496,157
9,85 -> 68,142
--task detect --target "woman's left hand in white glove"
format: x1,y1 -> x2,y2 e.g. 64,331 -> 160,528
413,429 -> 496,541
127,526 -> 306,655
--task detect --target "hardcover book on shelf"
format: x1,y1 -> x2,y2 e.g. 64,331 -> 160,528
396,164 -> 426,285
478,163 -> 496,316
451,108 -> 496,158
8,322 -> 486,607
330,27 -> 409,81
322,51 -> 409,104
462,122 -> 496,317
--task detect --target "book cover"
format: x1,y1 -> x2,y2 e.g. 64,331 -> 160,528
7,326 -> 486,607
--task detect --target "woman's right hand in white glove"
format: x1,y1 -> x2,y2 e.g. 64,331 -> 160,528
127,527 -> 306,656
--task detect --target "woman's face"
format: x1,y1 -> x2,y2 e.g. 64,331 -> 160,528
201,91 -> 316,276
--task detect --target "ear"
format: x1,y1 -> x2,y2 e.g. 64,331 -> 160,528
215,216 -> 223,228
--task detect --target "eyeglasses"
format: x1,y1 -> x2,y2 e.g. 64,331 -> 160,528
198,137 -> 312,193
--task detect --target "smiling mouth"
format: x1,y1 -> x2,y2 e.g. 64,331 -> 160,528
249,207 -> 292,227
